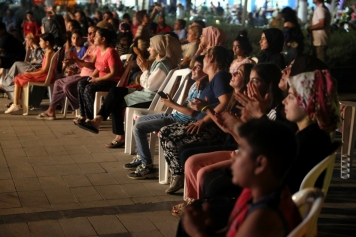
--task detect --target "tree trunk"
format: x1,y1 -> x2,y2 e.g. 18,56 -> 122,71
242,0 -> 248,28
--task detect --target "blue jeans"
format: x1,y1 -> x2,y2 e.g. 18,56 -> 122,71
133,113 -> 177,165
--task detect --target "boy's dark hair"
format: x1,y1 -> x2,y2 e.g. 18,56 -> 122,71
238,119 -> 297,180
177,19 -> 186,29
192,55 -> 205,66
193,20 -> 206,28
26,11 -> 34,15
40,33 -> 55,47
104,11 -> 113,18
72,29 -> 84,38
123,13 -> 131,20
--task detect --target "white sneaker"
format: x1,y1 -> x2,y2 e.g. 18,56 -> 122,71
5,104 -> 21,114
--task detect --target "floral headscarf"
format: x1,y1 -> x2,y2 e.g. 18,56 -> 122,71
288,70 -> 341,132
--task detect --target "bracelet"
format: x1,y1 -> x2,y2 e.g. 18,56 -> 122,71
201,105 -> 210,112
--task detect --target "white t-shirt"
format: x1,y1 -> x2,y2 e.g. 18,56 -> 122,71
312,3 -> 331,46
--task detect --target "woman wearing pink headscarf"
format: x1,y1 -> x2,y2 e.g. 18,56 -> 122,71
194,26 -> 226,56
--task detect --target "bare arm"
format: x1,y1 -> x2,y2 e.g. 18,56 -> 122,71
26,51 -> 54,75
308,19 -> 325,31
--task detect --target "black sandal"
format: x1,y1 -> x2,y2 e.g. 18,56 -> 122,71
77,121 -> 99,134
73,117 -> 86,125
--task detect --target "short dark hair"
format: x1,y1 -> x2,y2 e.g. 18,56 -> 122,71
104,11 -> 113,18
192,55 -> 205,66
238,119 -> 297,179
72,29 -> 84,38
193,20 -> 206,28
123,13 -> 131,20
26,11 -> 34,15
177,19 -> 186,29
40,33 -> 55,47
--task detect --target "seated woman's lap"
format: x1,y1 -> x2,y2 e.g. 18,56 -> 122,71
179,141 -> 237,166
201,164 -> 241,199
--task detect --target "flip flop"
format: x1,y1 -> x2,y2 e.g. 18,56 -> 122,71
78,121 -> 99,134
73,117 -> 86,125
105,140 -> 125,148
36,113 -> 56,120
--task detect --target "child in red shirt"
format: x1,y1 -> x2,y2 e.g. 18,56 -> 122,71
22,11 -> 39,38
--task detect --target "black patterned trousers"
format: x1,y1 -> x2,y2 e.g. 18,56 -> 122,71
77,80 -> 117,119
159,122 -> 225,175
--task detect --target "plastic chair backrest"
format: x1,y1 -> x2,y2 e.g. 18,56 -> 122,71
299,141 -> 341,195
288,188 -> 325,237
147,69 -> 177,110
120,54 -> 132,62
153,68 -> 191,112
165,72 -> 192,114
117,55 -> 134,87
42,49 -> 61,86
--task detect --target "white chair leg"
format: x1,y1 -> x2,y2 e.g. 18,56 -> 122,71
63,97 -> 68,118
149,133 -> 157,162
47,85 -> 53,104
22,84 -> 30,115
159,139 -> 169,184
93,93 -> 101,118
124,109 -> 136,154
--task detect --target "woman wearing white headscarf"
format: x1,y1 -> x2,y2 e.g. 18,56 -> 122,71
78,34 -> 183,148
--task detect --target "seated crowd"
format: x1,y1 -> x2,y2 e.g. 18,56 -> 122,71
0,6 -> 342,237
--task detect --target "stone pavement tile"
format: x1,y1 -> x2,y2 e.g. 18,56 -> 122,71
37,138 -> 63,147
28,220 -> 66,237
6,156 -> 30,167
0,207 -> 24,215
33,128 -> 55,136
18,190 -> 53,213
45,146 -> 69,156
2,148 -> 27,158
86,173 -> 117,186
33,165 -> 61,177
141,183 -> 171,196
63,174 -> 92,188
15,130 -> 36,137
20,138 -> 43,148
60,137 -> 92,146
145,210 -> 178,223
13,177 -> 43,192
99,162 -> 124,173
131,230 -> 164,237
0,140 -> 22,149
78,163 -> 106,174
0,167 -> 11,180
131,197 -> 161,204
70,186 -> 103,202
51,203 -> 82,211
0,135 -> 18,142
39,176 -> 69,189
56,164 -> 83,176
156,195 -> 183,203
0,192 -> 21,208
0,179 -> 16,193
50,154 -> 76,165
0,223 -> 32,237
104,198 -> 134,207
70,154 -> 97,163
91,153 -> 117,163
24,147 -> 48,157
120,183 -> 154,198
59,217 -> 97,237
117,213 -> 157,232
109,172 -> 139,185
45,188 -> 78,205
9,165 -> 37,178
95,185 -> 129,200
27,155 -> 54,165
153,221 -> 179,237
64,145 -> 91,155
88,215 -> 127,235
79,200 -> 109,209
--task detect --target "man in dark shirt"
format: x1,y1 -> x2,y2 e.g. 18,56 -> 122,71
0,22 -> 26,69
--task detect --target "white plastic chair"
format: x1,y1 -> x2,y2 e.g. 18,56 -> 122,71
288,188 -> 325,237
300,141 -> 341,196
124,68 -> 191,159
298,141 -> 341,237
22,49 -> 61,115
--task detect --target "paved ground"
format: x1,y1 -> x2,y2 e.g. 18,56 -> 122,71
0,97 -> 355,237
